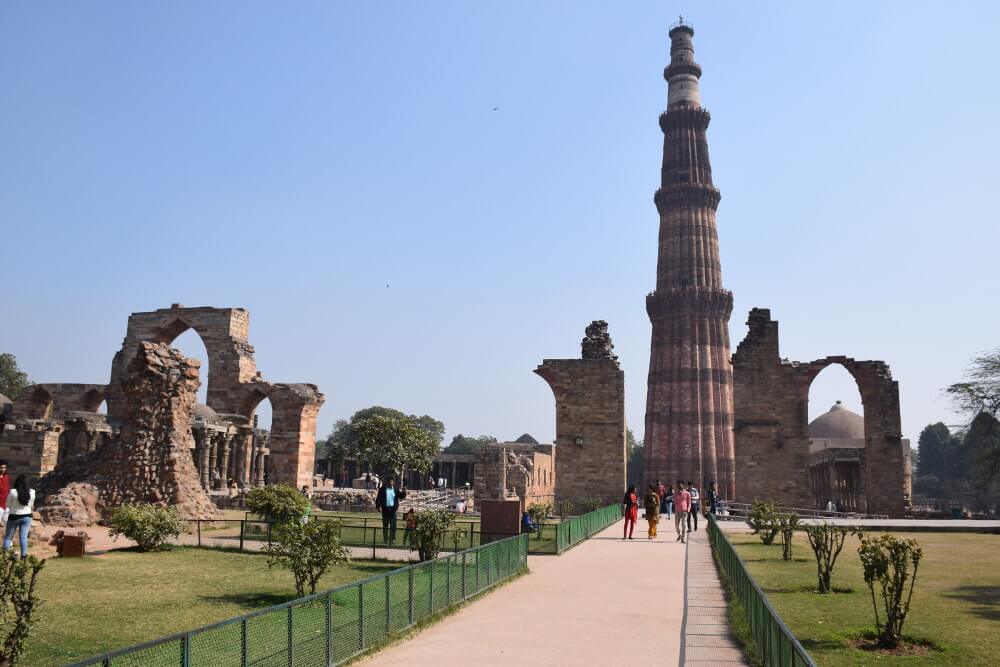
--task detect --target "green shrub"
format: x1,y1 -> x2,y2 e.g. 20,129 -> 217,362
0,551 -> 44,666
245,484 -> 309,523
527,502 -> 552,540
857,533 -> 923,648
108,504 -> 184,552
264,520 -> 350,597
577,497 -> 603,513
747,501 -> 780,545
411,509 -> 455,561
777,512 -> 800,561
555,500 -> 575,520
804,523 -> 847,593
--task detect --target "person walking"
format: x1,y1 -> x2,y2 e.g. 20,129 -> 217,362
687,481 -> 700,532
707,482 -> 720,515
2,476 -> 35,559
403,508 -> 417,547
656,479 -> 668,517
0,461 -> 9,515
622,485 -> 639,540
664,484 -> 673,519
375,477 -> 406,546
644,484 -> 661,539
673,481 -> 691,543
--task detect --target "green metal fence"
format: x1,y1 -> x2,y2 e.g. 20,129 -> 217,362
69,533 -> 529,667
706,514 -> 816,667
553,504 -> 622,554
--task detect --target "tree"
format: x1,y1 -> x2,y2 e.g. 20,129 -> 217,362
0,354 -> 29,401
946,348 -> 1000,417
442,434 -> 497,455
526,502 -> 552,540
963,412 -> 1000,511
857,533 -> 922,648
0,551 -> 44,666
747,501 -> 780,545
915,423 -> 965,490
245,484 -> 309,523
626,428 -> 644,486
325,406 -> 444,470
803,523 -> 847,593
353,414 -> 439,478
264,520 -> 350,596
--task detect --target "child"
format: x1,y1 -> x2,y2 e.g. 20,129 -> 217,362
622,485 -> 639,540
403,508 -> 417,546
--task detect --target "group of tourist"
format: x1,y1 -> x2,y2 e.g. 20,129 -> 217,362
622,479 -> 719,544
0,460 -> 35,558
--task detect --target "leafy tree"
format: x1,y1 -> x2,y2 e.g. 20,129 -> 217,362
0,551 -> 45,666
245,484 -> 309,523
325,406 -> 444,471
916,423 -> 966,489
803,523 -> 847,593
264,520 -> 350,596
857,533 -> 922,648
0,354 -> 29,401
442,434 -> 497,455
964,412 -> 1000,511
108,504 -> 185,552
411,509 -> 455,561
352,414 -> 439,478
747,501 -> 780,545
946,348 -> 1000,417
625,428 -> 645,486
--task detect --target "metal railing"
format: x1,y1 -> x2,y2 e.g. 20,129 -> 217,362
554,504 -> 622,554
706,514 -> 816,667
720,501 -> 888,521
69,533 -> 529,667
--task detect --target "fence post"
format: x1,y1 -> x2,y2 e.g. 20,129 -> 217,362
371,528 -> 376,560
325,592 -> 332,666
241,617 -> 248,667
429,561 -> 434,613
358,585 -> 365,650
287,606 -> 294,667
197,520 -> 201,547
239,520 -> 245,552
182,632 -> 190,667
446,556 -> 451,604
267,521 -> 272,547
462,552 -> 467,600
408,566 -> 414,625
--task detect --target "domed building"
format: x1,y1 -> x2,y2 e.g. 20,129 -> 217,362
807,401 -> 910,512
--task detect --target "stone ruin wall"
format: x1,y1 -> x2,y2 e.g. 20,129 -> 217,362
732,308 -> 911,517
40,342 -> 220,525
474,443 -> 555,507
535,320 -> 626,508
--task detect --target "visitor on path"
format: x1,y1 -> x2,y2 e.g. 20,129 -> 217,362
365,472 -> 372,491
2,476 -> 35,558
707,482 -> 720,515
375,477 -> 406,546
687,482 -> 700,532
622,485 -> 639,540
0,460 -> 9,512
403,508 -> 417,547
825,498 -> 836,515
665,484 -> 674,518
835,498 -> 845,513
644,484 -> 661,539
656,479 -> 668,516
673,481 -> 691,543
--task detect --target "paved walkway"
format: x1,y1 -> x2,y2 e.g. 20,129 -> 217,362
682,527 -> 749,666
362,517 -> 748,666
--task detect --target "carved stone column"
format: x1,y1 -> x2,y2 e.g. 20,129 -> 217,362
218,433 -> 233,489
209,432 -> 220,490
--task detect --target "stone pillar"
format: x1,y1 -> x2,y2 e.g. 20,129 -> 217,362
264,384 -> 325,489
218,433 -> 232,489
535,321 -> 626,506
208,432 -> 220,489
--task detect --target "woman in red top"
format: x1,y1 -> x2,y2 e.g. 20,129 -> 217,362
622,485 -> 639,540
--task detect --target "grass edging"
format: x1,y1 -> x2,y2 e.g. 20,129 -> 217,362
343,566 -> 530,664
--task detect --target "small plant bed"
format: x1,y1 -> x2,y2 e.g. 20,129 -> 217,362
24,545 -> 403,666
729,530 -> 1000,665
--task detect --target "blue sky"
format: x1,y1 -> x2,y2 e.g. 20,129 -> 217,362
2,2 -> 998,449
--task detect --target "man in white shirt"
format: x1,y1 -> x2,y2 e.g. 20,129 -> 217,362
687,482 -> 700,532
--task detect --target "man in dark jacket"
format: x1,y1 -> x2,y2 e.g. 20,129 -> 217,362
375,477 -> 406,546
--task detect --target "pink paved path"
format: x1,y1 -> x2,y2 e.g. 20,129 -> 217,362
363,519 -> 689,666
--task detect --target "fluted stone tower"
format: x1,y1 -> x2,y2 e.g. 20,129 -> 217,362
644,23 -> 736,498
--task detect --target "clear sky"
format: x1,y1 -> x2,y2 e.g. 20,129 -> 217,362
2,2 -> 998,450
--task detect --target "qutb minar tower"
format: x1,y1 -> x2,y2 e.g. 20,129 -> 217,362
644,22 -> 736,499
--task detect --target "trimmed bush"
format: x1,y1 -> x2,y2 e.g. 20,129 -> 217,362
857,533 -> 923,648
526,502 -> 552,540
264,520 -> 350,597
108,504 -> 184,552
411,509 -> 455,561
245,484 -> 310,523
803,523 -> 847,593
0,550 -> 44,666
747,501 -> 780,545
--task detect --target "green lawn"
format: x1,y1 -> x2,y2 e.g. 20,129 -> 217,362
27,546 -> 402,667
728,530 -> 1000,666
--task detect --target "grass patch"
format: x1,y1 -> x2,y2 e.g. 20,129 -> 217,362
25,546 -> 402,666
728,530 -> 1000,665
709,551 -> 762,666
